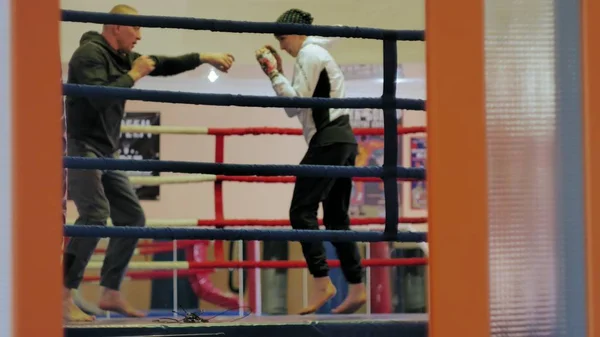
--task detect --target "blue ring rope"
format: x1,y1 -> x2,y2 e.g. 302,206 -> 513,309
64,157 -> 426,179
60,10 -> 427,242
61,10 -> 425,41
64,225 -> 427,243
63,84 -> 425,111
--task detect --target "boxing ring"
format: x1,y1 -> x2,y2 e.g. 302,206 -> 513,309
61,9 -> 427,337
77,124 -> 429,319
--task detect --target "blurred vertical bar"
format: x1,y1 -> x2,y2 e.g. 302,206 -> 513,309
484,0 -> 557,334
425,0 -> 489,336
484,0 -> 586,335
12,0 -> 63,336
382,38 -> 399,236
581,0 -> 600,335
555,0 -> 586,335
0,0 -> 11,334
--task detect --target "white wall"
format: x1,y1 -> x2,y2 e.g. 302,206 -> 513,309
60,0 -> 425,65
62,62 -> 427,223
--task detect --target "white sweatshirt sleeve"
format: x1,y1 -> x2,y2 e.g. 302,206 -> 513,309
269,45 -> 326,118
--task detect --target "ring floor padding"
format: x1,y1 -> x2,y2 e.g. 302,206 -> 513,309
64,313 -> 428,337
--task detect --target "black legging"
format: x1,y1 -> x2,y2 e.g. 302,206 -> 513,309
288,143 -> 363,284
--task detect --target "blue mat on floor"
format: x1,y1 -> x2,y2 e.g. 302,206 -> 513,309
64,314 -> 428,337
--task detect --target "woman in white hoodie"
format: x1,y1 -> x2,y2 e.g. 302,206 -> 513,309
255,8 -> 367,315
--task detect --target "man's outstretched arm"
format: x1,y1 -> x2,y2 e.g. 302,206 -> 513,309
134,52 -> 235,76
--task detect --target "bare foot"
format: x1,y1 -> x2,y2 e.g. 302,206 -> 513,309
73,289 -> 105,316
97,288 -> 146,318
298,277 -> 337,315
331,283 -> 366,314
63,288 -> 95,322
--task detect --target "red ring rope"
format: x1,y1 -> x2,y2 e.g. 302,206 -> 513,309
207,126 -> 426,136
195,217 -> 427,226
82,257 -> 428,282
92,240 -> 199,254
216,176 -> 418,183
187,258 -> 427,269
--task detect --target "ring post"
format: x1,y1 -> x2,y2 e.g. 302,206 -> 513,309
382,37 -> 399,237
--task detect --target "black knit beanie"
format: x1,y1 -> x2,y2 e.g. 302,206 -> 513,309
275,8 -> 314,25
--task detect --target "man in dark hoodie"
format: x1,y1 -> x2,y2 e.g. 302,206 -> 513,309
62,4 -> 235,322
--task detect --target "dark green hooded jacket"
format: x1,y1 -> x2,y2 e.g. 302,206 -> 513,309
65,31 -> 202,155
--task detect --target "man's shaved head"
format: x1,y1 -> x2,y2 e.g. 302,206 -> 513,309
109,4 -> 138,15
102,4 -> 141,53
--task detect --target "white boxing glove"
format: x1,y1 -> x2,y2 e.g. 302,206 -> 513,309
255,47 -> 280,79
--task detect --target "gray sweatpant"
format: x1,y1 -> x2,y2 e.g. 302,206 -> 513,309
63,140 -> 146,291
